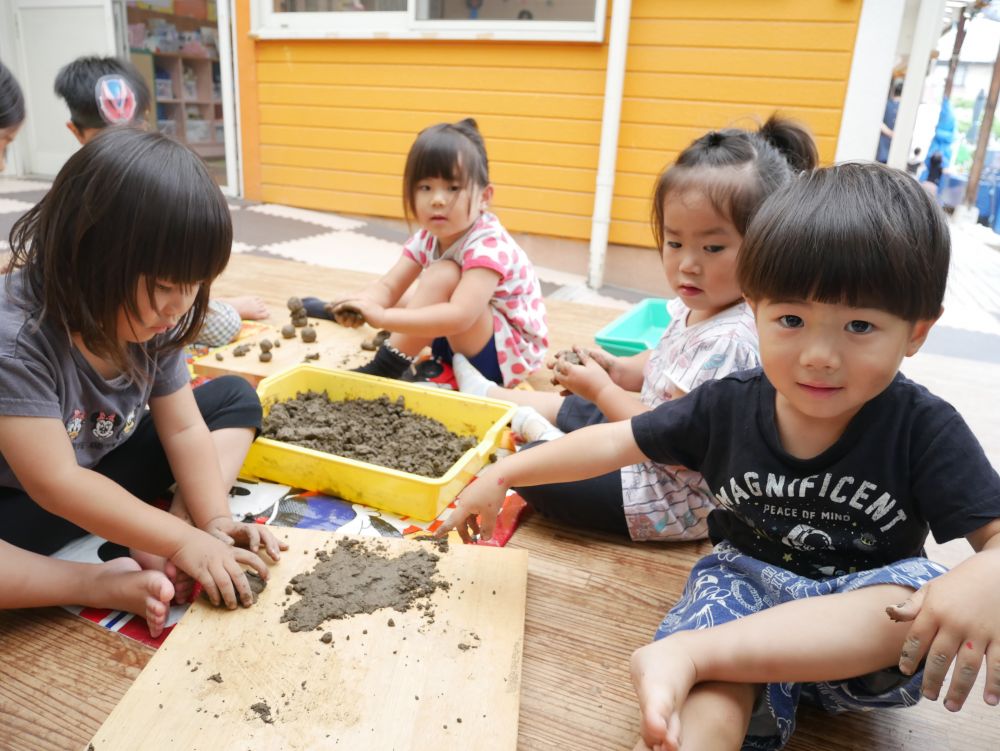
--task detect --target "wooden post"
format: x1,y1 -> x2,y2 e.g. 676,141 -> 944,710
963,41 -> 1000,209
944,11 -> 968,100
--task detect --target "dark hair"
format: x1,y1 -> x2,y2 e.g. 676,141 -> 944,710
651,115 -> 817,252
402,118 -> 490,220
8,128 -> 231,379
738,162 -> 948,322
892,80 -> 904,98
0,61 -> 25,130
54,56 -> 150,130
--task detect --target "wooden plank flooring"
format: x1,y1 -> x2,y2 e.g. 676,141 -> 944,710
1,253 -> 998,750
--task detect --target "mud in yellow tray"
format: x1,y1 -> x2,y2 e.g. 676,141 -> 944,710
241,365 -> 516,521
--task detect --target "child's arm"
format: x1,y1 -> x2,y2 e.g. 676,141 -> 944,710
0,415 -> 270,608
147,384 -> 285,560
358,255 -> 423,309
346,267 -> 500,337
588,348 -> 650,393
437,419 -> 646,541
330,256 -> 423,325
551,350 -> 649,421
555,348 -> 683,422
888,518 -> 1000,710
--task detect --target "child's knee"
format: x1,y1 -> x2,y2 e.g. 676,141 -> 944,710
421,259 -> 462,293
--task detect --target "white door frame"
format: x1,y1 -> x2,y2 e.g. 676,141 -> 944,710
0,0 -> 241,194
216,0 -> 242,197
11,0 -> 117,176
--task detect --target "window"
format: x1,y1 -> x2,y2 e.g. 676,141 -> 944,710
254,0 -> 606,42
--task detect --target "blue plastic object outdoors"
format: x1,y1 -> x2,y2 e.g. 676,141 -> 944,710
595,298 -> 671,356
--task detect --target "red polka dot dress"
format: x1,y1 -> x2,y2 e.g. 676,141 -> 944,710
402,212 -> 549,386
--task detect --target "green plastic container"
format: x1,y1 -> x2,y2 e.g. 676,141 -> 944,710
594,298 -> 671,356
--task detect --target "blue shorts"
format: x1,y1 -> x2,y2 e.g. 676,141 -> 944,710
431,335 -> 503,385
655,542 -> 948,751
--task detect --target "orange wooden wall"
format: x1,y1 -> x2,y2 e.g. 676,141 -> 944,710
235,0 -> 861,248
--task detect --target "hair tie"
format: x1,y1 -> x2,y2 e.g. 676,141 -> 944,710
706,131 -> 724,147
94,75 -> 136,126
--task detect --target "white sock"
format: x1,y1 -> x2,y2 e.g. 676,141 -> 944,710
452,353 -> 494,397
511,406 -> 565,444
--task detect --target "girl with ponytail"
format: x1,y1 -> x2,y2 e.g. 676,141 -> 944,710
442,115 -> 818,545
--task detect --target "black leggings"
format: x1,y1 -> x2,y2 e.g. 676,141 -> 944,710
0,376 -> 261,555
513,394 -> 629,538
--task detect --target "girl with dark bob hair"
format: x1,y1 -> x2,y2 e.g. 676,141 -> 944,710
300,118 -> 549,387
0,128 -> 285,637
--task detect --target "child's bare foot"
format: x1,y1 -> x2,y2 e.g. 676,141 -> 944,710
219,295 -> 268,320
630,635 -> 699,751
89,558 -> 175,638
130,549 -> 195,604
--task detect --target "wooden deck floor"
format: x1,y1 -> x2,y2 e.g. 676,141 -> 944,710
1,254 -> 998,750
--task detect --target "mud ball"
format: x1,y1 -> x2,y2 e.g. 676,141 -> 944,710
334,305 -> 365,328
292,313 -> 309,328
274,340 -> 281,348
287,296 -> 303,313
281,324 -> 296,339
300,326 -> 317,343
304,352 -> 320,361
554,349 -> 583,366
259,340 -> 273,353
215,352 -> 224,361
361,329 -> 390,352
259,351 -> 273,363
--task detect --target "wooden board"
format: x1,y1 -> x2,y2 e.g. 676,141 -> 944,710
89,528 -> 528,751
192,318 -> 377,387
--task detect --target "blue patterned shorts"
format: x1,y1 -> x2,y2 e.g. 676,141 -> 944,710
654,542 -> 948,750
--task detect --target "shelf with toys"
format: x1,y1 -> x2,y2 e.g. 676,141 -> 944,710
126,1 -> 225,159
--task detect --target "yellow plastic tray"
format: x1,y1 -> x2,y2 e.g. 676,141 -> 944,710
241,365 -> 516,521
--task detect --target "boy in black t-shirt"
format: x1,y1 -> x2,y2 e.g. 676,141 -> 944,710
438,163 -> 1000,750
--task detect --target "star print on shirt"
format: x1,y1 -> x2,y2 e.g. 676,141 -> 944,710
783,553 -> 793,562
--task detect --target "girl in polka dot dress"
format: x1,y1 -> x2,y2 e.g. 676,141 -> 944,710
304,118 -> 548,386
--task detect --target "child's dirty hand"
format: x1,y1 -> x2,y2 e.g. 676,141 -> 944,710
551,347 -> 614,402
204,516 -> 288,562
327,299 -> 367,328
435,473 -> 507,543
171,529 -> 272,609
333,299 -> 384,329
889,546 -> 1000,710
586,347 -> 619,377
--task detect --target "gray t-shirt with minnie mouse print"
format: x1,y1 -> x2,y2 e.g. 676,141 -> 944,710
0,271 -> 189,490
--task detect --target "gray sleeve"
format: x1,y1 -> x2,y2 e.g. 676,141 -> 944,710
150,347 -> 191,398
0,354 -> 63,419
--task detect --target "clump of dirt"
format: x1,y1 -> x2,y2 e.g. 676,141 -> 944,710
261,392 -> 476,477
259,351 -> 273,363
215,352 -> 224,361
260,340 -> 273,353
250,700 -> 274,724
303,352 -> 320,361
361,329 -> 391,352
332,302 -> 365,328
246,570 -> 267,603
412,534 -> 450,554
208,673 -> 223,683
279,537 -> 449,632
281,323 -> 296,339
300,326 -> 316,343
554,349 -> 583,366
232,343 -> 252,358
287,297 -> 308,328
